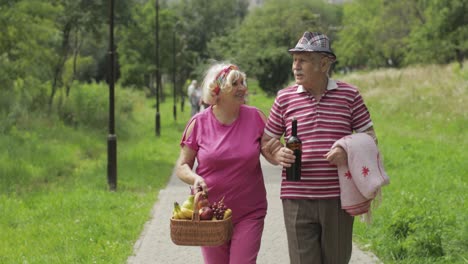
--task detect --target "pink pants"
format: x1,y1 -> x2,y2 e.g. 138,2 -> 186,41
201,216 -> 265,264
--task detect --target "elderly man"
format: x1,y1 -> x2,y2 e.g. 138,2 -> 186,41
262,32 -> 377,264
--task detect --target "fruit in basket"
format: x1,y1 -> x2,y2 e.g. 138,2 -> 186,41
172,202 -> 183,219
197,192 -> 210,209
199,206 -> 214,220
182,194 -> 195,211
223,208 -> 232,219
180,207 -> 194,219
210,197 -> 229,220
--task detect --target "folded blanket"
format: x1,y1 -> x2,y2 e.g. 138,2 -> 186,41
332,133 -> 390,223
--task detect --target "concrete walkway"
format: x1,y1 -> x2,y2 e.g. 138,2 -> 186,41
127,157 -> 382,264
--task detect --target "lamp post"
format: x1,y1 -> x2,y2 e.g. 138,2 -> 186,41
180,81 -> 185,113
107,0 -> 117,191
172,22 -> 179,121
155,0 -> 161,136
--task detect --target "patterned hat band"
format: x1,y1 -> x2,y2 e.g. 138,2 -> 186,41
214,65 -> 238,95
289,31 -> 336,59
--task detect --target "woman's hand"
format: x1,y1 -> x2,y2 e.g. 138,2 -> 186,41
193,175 -> 208,193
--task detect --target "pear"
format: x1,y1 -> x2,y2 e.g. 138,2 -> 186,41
181,195 -> 194,210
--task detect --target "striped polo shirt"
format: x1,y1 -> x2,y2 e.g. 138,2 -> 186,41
265,79 -> 373,200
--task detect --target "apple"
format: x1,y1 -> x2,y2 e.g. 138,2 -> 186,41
197,193 -> 210,209
199,206 -> 214,220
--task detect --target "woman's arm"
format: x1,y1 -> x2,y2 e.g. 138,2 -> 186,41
174,120 -> 208,192
257,109 -> 295,166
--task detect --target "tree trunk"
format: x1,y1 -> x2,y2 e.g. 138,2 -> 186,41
66,28 -> 82,97
48,21 -> 72,111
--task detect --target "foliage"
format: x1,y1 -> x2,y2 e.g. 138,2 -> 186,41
0,0 -> 60,79
118,0 -> 159,88
335,0 -> 468,69
208,0 -> 342,94
62,55 -> 96,87
405,0 -> 468,66
173,0 -> 248,61
58,82 -> 140,138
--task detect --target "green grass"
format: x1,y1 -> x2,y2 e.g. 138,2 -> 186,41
0,91 -> 192,263
0,62 -> 466,263
338,62 -> 467,263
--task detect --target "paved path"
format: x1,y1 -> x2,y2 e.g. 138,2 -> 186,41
127,157 -> 382,264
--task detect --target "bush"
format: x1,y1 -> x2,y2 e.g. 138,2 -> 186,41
60,82 -> 141,137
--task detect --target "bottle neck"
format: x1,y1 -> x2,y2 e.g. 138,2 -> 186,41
291,120 -> 297,136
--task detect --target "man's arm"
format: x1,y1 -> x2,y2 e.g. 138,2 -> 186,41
363,126 -> 378,145
261,134 -> 281,165
324,126 -> 378,166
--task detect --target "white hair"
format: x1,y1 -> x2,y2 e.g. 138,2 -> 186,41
201,62 -> 246,105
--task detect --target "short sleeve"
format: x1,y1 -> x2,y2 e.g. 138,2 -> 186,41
180,117 -> 199,151
351,91 -> 373,132
264,95 -> 285,138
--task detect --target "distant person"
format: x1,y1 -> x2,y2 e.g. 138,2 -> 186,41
175,62 -> 272,263
190,84 -> 202,116
187,80 -> 201,116
261,31 -> 378,263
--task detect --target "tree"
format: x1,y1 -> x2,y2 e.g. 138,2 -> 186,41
209,0 -> 342,94
48,0 -> 134,107
172,0 -> 249,80
0,0 -> 60,112
405,0 -> 468,67
335,0 -> 467,70
335,0 -> 388,69
118,0 -> 180,91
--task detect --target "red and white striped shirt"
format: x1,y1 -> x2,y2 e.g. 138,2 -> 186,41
265,79 -> 373,200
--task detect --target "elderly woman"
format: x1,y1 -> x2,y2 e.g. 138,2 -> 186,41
175,62 -> 268,263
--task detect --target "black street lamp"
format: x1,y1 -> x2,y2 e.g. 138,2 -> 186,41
180,80 -> 185,113
155,0 -> 161,136
172,23 -> 178,121
107,0 -> 117,191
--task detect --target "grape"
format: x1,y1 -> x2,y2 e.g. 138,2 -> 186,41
210,196 -> 229,220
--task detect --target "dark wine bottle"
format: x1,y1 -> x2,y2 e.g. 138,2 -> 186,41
286,117 -> 302,181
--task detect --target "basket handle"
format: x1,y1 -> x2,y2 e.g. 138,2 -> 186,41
192,191 -> 205,222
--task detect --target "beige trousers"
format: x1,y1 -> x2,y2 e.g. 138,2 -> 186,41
282,199 -> 354,264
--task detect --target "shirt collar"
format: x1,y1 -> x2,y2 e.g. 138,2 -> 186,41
296,79 -> 338,93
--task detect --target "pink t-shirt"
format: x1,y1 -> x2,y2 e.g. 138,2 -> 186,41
181,104 -> 267,223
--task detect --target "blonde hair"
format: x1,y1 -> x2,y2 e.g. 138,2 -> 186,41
201,62 -> 246,105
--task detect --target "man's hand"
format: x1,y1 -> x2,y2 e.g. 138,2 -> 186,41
276,147 -> 296,167
261,137 -> 295,167
324,146 -> 347,166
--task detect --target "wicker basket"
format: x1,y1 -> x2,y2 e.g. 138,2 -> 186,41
170,192 -> 233,246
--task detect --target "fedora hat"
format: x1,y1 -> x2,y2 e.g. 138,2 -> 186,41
289,31 -> 336,59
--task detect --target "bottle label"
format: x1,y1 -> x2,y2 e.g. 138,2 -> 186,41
287,142 -> 302,151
